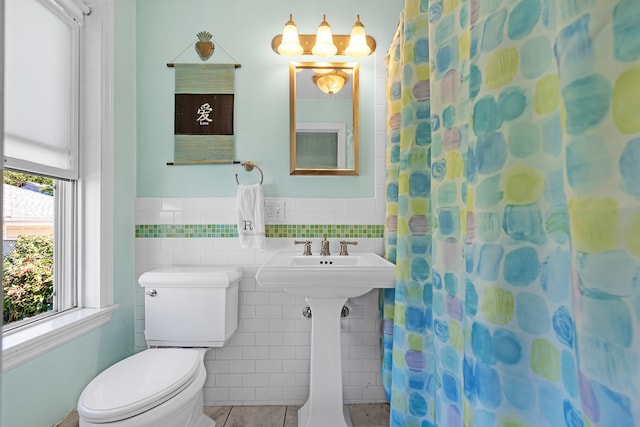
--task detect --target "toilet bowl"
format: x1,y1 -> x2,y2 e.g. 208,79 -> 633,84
77,266 -> 242,427
78,348 -> 213,427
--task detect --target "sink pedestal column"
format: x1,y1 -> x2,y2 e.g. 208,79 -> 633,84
298,297 -> 352,427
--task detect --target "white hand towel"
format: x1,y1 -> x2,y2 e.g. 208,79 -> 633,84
236,183 -> 266,249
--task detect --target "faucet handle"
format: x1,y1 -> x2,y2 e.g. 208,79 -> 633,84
320,237 -> 331,256
339,240 -> 358,256
294,240 -> 312,255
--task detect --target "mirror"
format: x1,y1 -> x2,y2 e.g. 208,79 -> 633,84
290,62 -> 359,175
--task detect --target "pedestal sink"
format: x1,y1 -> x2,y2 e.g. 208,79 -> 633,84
255,252 -> 396,427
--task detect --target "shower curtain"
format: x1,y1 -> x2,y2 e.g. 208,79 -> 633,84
382,0 -> 640,426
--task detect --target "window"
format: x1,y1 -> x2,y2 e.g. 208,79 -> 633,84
3,172 -> 71,327
296,122 -> 348,168
2,0 -> 115,371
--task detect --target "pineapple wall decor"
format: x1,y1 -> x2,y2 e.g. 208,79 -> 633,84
195,31 -> 214,61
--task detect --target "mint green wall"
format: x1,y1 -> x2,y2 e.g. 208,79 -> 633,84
1,321 -> 133,426
0,1 -> 137,426
298,99 -> 352,123
1,1 -> 402,424
136,0 -> 402,198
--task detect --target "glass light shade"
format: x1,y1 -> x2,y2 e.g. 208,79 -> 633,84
345,15 -> 370,57
277,14 -> 304,56
312,14 -> 337,57
313,71 -> 348,95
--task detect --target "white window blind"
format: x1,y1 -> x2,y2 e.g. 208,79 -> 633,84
4,0 -> 89,179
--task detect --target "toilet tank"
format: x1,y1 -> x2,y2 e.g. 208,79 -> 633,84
138,266 -> 242,347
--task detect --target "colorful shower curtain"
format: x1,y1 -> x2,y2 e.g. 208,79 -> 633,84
382,0 -> 640,426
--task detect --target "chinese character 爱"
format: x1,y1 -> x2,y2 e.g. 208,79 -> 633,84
196,103 -> 213,125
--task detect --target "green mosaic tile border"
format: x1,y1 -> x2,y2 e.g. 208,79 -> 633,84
135,224 -> 384,239
135,224 -> 237,238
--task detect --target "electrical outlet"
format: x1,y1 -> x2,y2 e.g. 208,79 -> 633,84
265,199 -> 285,223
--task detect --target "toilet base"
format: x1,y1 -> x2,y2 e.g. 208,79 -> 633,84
79,363 -> 213,427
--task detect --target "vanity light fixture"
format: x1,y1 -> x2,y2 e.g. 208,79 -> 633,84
277,14 -> 304,56
313,70 -> 349,95
272,14 -> 376,57
345,15 -> 371,57
312,15 -> 337,57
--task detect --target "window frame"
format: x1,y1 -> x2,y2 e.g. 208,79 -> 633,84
2,0 -> 116,372
1,174 -> 76,331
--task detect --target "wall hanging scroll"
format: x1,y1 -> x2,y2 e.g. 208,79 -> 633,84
173,64 -> 237,164
167,31 -> 241,165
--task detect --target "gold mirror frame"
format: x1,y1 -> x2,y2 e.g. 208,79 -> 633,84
290,62 -> 359,175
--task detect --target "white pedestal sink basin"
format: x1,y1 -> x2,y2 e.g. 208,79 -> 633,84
255,252 -> 396,427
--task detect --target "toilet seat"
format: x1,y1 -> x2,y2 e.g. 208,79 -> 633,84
77,348 -> 203,423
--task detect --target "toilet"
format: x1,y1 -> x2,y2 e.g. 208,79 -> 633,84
77,266 -> 242,427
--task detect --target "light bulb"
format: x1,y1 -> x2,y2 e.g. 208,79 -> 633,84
345,15 -> 371,57
277,14 -> 303,56
312,14 -> 337,57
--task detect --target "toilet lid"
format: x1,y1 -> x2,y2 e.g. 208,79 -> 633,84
78,348 -> 202,423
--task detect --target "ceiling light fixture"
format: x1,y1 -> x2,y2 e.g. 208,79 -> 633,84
313,70 -> 349,95
272,14 -> 376,58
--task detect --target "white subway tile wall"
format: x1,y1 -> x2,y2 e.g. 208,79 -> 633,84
135,227 -> 387,406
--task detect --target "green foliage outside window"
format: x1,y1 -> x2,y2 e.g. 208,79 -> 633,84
3,170 -> 54,195
3,235 -> 54,324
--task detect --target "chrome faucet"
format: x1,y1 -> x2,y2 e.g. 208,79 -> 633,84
320,237 -> 330,256
339,240 -> 358,255
294,240 -> 312,255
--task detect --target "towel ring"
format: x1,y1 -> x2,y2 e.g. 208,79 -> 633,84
235,161 -> 264,185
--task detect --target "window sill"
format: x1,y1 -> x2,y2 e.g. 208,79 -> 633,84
2,305 -> 118,372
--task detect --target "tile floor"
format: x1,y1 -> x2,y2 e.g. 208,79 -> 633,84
57,403 -> 390,427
